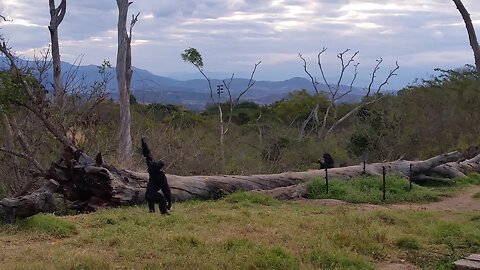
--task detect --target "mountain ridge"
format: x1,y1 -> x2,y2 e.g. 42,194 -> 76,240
1,58 -> 367,110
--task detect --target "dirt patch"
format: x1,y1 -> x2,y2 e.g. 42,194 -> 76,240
390,185 -> 480,211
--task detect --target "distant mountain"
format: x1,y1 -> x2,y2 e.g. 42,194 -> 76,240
1,58 -> 365,110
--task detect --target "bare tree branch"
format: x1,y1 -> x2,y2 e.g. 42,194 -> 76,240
0,41 -> 74,148
376,61 -> 399,94
452,0 -> 480,75
0,147 -> 45,175
300,47 -> 398,139
316,47 -> 331,93
0,14 -> 12,22
300,48 -> 360,138
366,58 -> 382,97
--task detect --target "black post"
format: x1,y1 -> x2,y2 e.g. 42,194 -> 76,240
325,167 -> 329,194
363,159 -> 366,174
408,163 -> 413,191
382,166 -> 386,201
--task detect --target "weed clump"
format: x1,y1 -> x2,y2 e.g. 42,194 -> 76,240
396,236 -> 421,250
4,213 -> 77,238
224,192 -> 280,206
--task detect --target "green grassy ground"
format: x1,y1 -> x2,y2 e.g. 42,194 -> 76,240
1,189 -> 480,269
306,173 -> 480,204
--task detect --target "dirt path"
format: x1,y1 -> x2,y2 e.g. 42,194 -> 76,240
295,185 -> 480,211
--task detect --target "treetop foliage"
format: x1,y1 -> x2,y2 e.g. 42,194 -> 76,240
181,47 -> 204,68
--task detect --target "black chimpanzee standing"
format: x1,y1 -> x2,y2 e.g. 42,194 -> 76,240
141,137 -> 172,215
319,153 -> 335,169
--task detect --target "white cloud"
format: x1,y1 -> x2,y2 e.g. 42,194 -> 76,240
1,0 -> 480,89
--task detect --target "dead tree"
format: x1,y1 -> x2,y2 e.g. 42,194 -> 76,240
452,0 -> 480,76
48,0 -> 67,110
0,36 -> 104,196
2,149 -> 476,222
181,48 -> 261,171
116,0 -> 138,164
299,49 -> 399,139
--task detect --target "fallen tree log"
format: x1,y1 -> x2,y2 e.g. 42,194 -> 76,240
0,180 -> 59,223
45,150 -> 467,209
1,150 -> 478,221
262,152 -> 480,200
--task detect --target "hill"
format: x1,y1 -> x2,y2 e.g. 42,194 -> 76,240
1,58 -> 365,110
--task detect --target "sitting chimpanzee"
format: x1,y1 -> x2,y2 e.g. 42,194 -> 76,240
319,152 -> 335,169
141,137 -> 172,215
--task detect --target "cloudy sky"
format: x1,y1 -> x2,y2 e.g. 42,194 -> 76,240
1,0 -> 479,89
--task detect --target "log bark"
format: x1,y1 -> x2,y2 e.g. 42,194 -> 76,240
0,180 -> 59,223
49,0 -> 67,110
116,0 -> 133,163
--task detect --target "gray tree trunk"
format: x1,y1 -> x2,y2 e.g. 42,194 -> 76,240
48,0 -> 66,110
0,180 -> 59,223
2,150 -> 477,222
45,150 -> 471,210
116,0 -> 133,163
453,0 -> 480,75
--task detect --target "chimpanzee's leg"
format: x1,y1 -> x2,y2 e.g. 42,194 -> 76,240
156,192 -> 169,214
147,199 -> 155,213
146,192 -> 155,212
150,191 -> 168,214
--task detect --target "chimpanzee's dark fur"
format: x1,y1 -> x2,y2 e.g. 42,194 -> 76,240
141,137 -> 172,214
319,153 -> 335,169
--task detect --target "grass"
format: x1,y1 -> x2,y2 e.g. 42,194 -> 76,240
305,175 -> 440,204
1,192 -> 480,269
1,213 -> 77,238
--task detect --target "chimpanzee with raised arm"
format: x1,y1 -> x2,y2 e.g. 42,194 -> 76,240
141,137 -> 172,215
